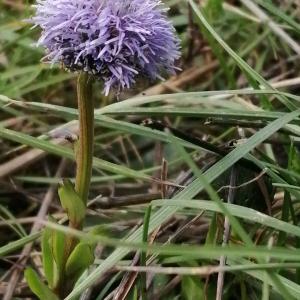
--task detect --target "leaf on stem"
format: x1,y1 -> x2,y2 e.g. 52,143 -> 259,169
41,226 -> 55,289
25,268 -> 59,300
65,242 -> 94,280
58,179 -> 86,227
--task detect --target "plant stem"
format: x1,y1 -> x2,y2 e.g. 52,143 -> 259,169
57,73 -> 94,298
75,72 -> 94,211
67,71 -> 93,276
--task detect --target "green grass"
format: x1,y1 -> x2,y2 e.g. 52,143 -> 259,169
1,0 -> 300,299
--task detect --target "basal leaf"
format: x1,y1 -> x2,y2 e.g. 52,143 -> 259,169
25,268 -> 59,300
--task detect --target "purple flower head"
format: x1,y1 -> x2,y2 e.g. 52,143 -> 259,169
31,0 -> 181,95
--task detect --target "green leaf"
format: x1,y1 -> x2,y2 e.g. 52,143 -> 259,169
41,227 -> 55,289
152,200 -> 300,238
18,72 -> 76,96
104,107 -> 300,123
0,232 -> 40,258
66,108 -> 300,300
205,0 -> 223,19
140,205 -> 152,300
25,268 -> 59,300
65,242 -> 94,280
181,276 -> 204,300
288,142 -> 300,173
49,218 -> 66,280
228,258 -> 300,298
256,0 -> 300,33
0,125 -> 151,181
0,204 -> 26,237
205,213 -> 218,245
58,179 -> 86,227
187,0 -> 297,111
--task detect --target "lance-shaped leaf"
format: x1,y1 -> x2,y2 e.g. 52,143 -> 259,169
58,179 -> 86,227
41,226 -> 55,289
48,216 -> 66,286
25,268 -> 59,300
65,242 -> 94,280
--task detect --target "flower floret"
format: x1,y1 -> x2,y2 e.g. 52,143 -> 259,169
32,0 -> 181,94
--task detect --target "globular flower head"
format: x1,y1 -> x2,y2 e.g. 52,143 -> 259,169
31,0 -> 181,95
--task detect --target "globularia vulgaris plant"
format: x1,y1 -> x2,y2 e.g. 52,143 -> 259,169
25,0 -> 180,298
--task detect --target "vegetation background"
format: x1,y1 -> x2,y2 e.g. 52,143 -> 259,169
0,0 -> 300,299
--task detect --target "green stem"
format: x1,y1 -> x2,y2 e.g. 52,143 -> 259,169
50,72 -> 94,299
56,73 -> 94,298
75,72 -> 94,210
